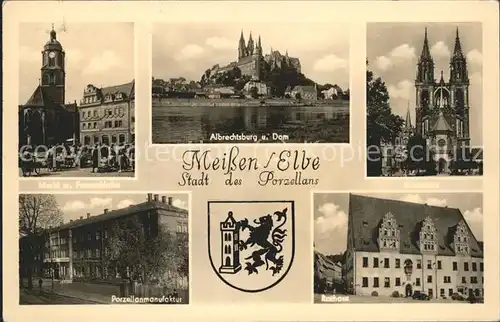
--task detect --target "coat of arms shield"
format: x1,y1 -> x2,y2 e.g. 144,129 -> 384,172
207,200 -> 295,293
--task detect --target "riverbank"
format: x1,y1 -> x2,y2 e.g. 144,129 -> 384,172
152,97 -> 350,108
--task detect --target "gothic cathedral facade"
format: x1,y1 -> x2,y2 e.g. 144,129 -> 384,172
415,28 -> 471,172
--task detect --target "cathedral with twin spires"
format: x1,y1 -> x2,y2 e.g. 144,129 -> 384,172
380,27 -> 481,176
210,31 -> 301,81
415,28 -> 472,170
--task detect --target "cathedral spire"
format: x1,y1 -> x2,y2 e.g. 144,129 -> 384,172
239,30 -> 245,44
416,27 -> 434,83
449,27 -> 468,83
238,30 -> 246,59
439,70 -> 445,84
419,27 -> 432,61
405,101 -> 412,128
452,27 -> 464,59
247,32 -> 254,55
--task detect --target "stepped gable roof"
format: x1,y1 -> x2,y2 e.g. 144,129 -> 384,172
348,194 -> 483,258
51,199 -> 188,232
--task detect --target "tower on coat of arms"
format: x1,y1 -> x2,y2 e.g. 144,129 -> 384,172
219,211 -> 242,274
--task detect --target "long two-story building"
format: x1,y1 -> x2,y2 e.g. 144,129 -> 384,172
344,194 -> 484,299
19,193 -> 188,288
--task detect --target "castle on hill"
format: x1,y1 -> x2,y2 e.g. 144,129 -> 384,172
209,31 -> 302,81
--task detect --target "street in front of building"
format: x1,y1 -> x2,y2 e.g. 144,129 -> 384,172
19,167 -> 134,178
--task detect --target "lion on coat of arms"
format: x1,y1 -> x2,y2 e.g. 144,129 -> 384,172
237,208 -> 288,276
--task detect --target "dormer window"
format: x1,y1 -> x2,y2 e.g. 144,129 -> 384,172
419,216 -> 438,253
104,94 -> 113,103
115,92 -> 123,100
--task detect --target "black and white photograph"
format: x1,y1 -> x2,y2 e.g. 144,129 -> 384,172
19,193 -> 189,304
152,22 -> 350,144
366,23 -> 483,177
313,192 -> 484,303
18,23 -> 136,178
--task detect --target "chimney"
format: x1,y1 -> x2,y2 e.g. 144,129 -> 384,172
79,216 -> 83,220
104,208 -> 109,214
154,194 -> 159,202
161,196 -> 167,203
168,197 -> 173,205
87,212 -> 91,219
147,193 -> 153,202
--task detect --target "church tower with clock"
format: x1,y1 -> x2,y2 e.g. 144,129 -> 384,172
19,24 -> 78,148
41,24 -> 66,104
414,28 -> 471,173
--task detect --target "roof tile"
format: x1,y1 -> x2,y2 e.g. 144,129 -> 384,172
349,194 -> 483,258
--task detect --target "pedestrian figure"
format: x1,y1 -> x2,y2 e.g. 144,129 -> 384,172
38,278 -> 43,289
91,144 -> 99,173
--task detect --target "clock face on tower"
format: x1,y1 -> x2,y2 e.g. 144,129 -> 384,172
49,51 -> 56,59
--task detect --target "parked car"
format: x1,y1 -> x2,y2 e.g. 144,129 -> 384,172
468,295 -> 484,303
412,291 -> 430,300
451,292 -> 466,301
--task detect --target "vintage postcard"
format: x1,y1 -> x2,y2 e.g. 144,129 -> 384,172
2,1 -> 500,322
18,23 -> 136,178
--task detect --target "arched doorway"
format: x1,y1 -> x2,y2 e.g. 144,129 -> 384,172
225,256 -> 231,266
405,283 -> 413,297
438,158 -> 447,173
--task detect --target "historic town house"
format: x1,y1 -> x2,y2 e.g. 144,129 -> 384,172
344,194 -> 484,299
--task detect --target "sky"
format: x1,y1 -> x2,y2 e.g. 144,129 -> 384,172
54,193 -> 188,223
314,192 -> 483,256
367,22 -> 483,146
152,22 -> 350,90
19,22 -> 134,105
